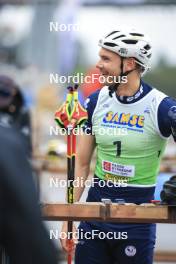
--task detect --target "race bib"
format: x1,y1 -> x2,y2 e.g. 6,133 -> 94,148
102,160 -> 135,177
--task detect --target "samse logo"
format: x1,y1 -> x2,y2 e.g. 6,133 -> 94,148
103,111 -> 144,128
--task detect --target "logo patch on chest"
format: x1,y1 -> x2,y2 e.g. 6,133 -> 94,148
102,160 -> 135,177
102,111 -> 144,128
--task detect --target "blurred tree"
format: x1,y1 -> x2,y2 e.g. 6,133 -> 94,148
144,56 -> 176,98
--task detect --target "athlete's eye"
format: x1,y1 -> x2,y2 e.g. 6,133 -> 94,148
102,56 -> 110,61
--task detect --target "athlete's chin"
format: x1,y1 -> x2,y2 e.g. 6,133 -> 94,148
99,76 -> 115,86
103,80 -> 116,86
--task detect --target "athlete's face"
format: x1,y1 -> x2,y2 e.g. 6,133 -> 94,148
96,48 -> 122,85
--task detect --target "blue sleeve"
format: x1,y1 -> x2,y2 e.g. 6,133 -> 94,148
158,97 -> 176,141
82,89 -> 100,135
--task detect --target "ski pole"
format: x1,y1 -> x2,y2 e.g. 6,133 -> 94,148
55,84 -> 87,264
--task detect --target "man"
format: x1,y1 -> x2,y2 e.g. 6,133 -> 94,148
0,124 -> 58,264
0,76 -> 32,156
61,29 -> 176,264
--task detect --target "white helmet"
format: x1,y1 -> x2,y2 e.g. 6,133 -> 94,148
98,29 -> 152,74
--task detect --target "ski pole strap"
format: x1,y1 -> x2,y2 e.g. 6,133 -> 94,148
55,85 -> 88,130
55,86 -> 73,129
71,87 -> 88,128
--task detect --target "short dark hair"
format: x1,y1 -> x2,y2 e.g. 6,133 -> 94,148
135,62 -> 145,74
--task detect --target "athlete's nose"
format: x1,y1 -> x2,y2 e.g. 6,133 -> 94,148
96,60 -> 103,70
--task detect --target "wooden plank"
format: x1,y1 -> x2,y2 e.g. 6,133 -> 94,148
154,251 -> 176,262
42,202 -> 106,221
42,203 -> 176,223
109,203 -> 169,223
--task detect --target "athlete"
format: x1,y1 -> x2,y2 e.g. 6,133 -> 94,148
60,29 -> 176,264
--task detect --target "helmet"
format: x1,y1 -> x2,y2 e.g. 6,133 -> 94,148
0,75 -> 23,113
98,29 -> 152,73
160,175 -> 176,205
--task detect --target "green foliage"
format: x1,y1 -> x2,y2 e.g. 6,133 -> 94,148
144,60 -> 176,98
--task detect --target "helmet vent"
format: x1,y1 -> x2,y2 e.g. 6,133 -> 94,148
130,33 -> 144,37
104,42 -> 118,47
105,31 -> 120,38
122,39 -> 138,44
112,35 -> 126,40
147,53 -> 152,58
144,44 -> 151,50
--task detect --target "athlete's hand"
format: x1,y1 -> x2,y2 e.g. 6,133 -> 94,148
60,221 -> 78,254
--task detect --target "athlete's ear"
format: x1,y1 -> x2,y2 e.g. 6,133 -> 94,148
123,58 -> 136,72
